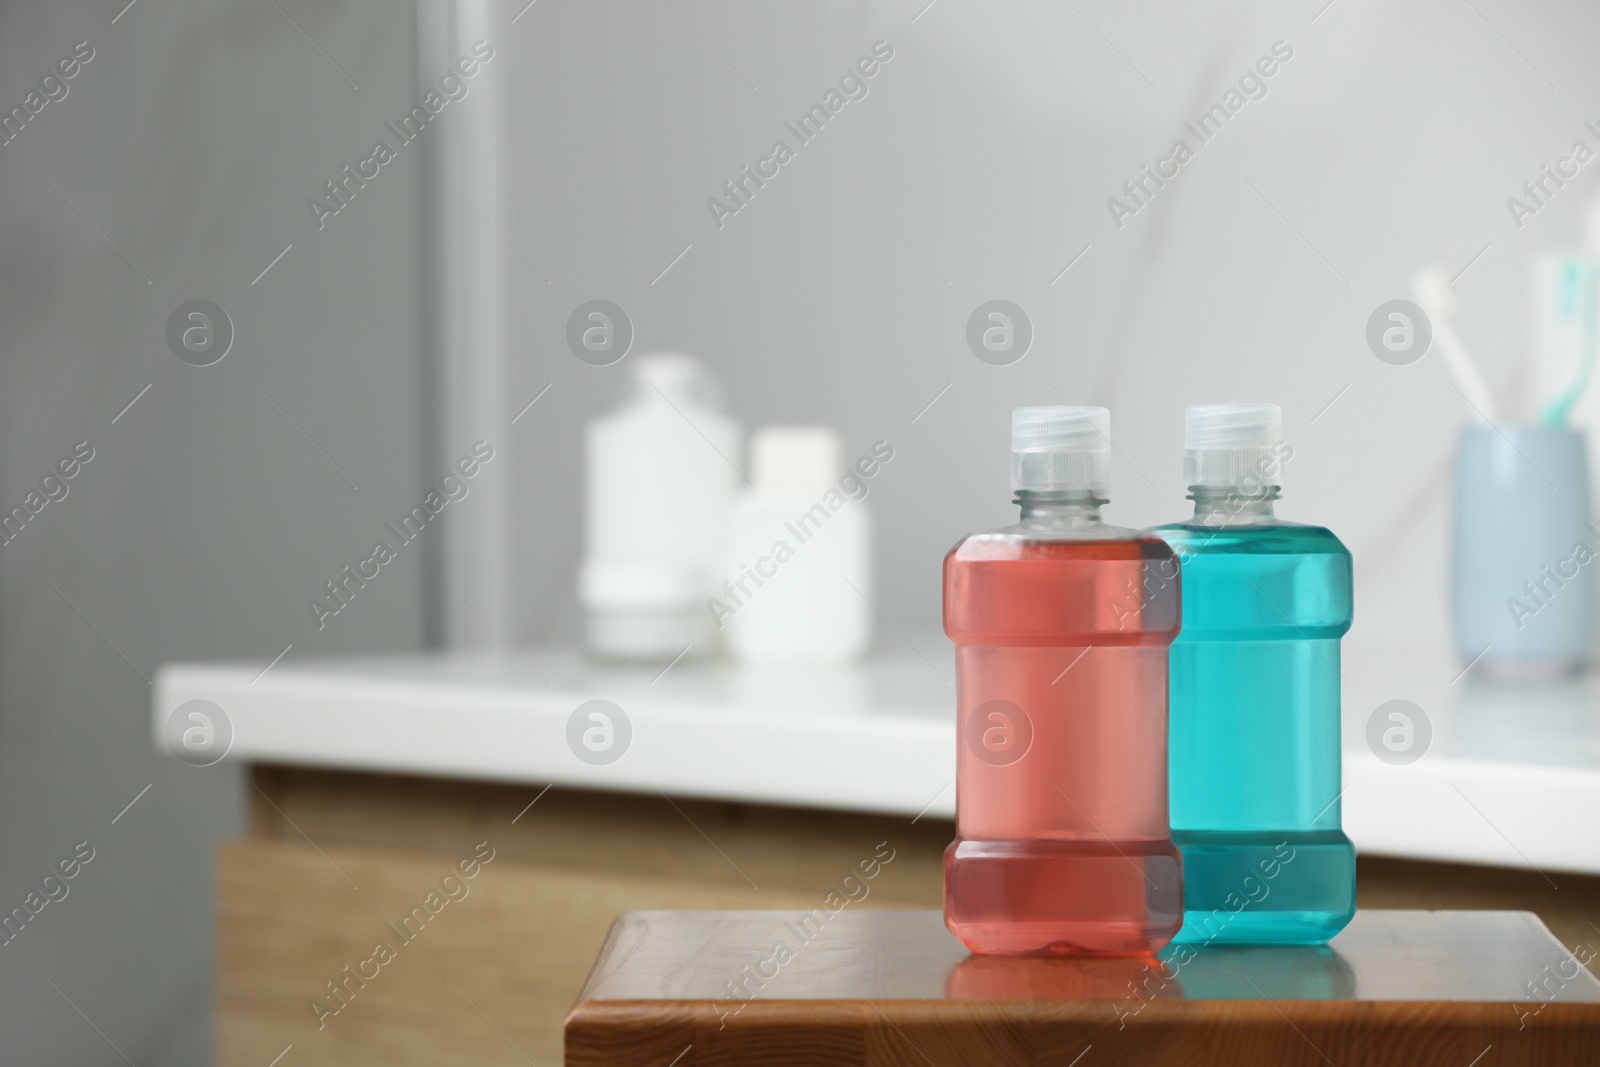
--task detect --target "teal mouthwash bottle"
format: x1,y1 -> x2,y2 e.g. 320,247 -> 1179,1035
1155,404 -> 1354,945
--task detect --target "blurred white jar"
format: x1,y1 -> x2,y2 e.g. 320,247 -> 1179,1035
581,354 -> 739,662
722,427 -> 871,666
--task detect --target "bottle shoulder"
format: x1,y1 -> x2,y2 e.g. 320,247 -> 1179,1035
1153,520 -> 1348,557
948,523 -> 1175,562
735,487 -> 871,511
591,403 -> 739,443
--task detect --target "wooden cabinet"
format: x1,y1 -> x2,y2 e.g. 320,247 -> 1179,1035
221,767 -> 951,1065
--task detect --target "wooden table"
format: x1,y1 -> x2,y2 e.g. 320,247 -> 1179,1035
566,909 -> 1600,1066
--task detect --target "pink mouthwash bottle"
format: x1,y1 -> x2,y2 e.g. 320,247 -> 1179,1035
944,406 -> 1183,956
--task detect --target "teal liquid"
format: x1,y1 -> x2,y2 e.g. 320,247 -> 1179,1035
1155,521 -> 1355,944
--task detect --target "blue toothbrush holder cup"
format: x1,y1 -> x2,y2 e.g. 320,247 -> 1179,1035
1450,425 -> 1595,677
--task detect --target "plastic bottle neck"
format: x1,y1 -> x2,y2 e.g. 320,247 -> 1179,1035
1015,489 -> 1105,524
1189,484 -> 1279,525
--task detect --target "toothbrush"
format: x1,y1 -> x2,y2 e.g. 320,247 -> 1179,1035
1413,266 -> 1497,423
1539,261 -> 1597,427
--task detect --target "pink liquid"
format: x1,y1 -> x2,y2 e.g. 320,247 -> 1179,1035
943,534 -> 1183,956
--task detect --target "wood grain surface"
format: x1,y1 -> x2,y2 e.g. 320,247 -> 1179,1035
566,910 -> 1600,1066
566,998 -> 1600,1067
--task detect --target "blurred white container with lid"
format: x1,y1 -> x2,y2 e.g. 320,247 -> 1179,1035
581,354 -> 740,663
723,426 -> 872,667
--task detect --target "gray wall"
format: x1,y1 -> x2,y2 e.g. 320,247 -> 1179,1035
0,1 -> 422,1061
499,0 -> 1600,665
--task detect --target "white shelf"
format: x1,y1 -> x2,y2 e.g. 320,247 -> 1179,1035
153,639 -> 1600,876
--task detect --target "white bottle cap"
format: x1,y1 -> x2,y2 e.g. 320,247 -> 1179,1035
632,352 -> 724,410
1184,403 -> 1284,489
1010,406 -> 1110,495
751,426 -> 841,492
